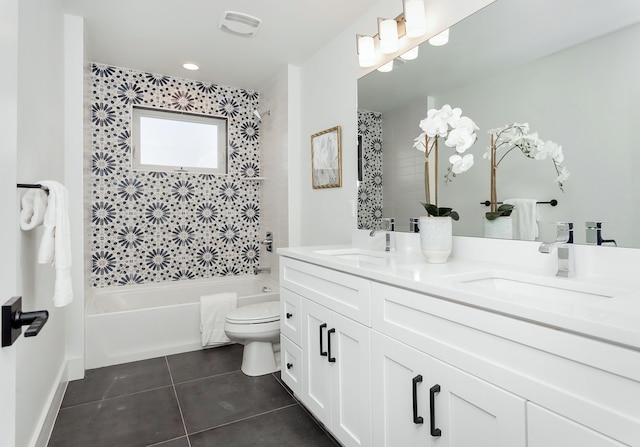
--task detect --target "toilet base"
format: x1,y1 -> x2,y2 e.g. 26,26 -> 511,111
241,341 -> 280,376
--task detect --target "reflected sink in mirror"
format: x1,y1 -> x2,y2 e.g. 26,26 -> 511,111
446,270 -> 626,309
314,248 -> 388,265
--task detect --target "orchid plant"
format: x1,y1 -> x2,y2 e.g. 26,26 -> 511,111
413,104 -> 478,220
484,123 -> 569,220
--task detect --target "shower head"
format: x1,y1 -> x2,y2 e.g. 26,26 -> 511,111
253,109 -> 271,121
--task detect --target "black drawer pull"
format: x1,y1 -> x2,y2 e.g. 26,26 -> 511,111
319,323 -> 327,356
286,312 -> 293,319
430,384 -> 442,437
286,363 -> 293,370
412,375 -> 424,424
327,328 -> 336,363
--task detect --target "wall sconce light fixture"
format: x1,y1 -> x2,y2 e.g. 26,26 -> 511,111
356,35 -> 376,68
378,17 -> 400,54
403,0 -> 427,38
377,60 -> 395,73
399,46 -> 419,61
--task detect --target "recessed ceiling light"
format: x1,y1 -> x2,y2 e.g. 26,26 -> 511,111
183,63 -> 199,71
218,11 -> 262,38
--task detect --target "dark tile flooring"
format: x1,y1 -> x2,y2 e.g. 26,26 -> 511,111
48,344 -> 339,447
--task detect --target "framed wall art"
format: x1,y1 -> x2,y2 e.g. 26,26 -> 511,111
311,125 -> 342,189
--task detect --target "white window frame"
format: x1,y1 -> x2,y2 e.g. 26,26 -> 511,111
131,106 -> 228,174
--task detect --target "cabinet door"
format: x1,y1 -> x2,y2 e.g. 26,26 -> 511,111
371,331 -> 431,447
330,310 -> 372,447
527,403 -> 627,447
280,334 -> 303,396
301,299 -> 333,424
429,358 -> 526,447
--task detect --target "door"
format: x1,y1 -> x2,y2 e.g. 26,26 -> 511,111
429,358 -> 526,447
0,0 -> 20,445
301,298 -> 333,424
371,331 -> 431,447
330,310 -> 371,447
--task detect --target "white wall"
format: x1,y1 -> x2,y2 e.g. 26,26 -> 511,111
295,0 -> 495,246
14,1 -> 85,446
437,23 -> 640,247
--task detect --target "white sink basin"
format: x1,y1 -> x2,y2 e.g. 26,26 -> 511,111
448,270 -> 624,308
314,248 -> 388,265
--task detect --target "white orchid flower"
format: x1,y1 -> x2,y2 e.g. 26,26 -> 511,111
445,127 -> 476,153
449,153 -> 474,174
556,166 -> 570,183
413,132 -> 427,152
455,116 -> 479,134
535,140 -> 563,162
419,115 -> 448,138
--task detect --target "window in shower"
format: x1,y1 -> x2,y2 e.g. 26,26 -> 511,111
132,106 -> 228,174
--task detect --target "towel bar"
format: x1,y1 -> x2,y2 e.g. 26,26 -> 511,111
17,183 -> 49,193
481,199 -> 557,207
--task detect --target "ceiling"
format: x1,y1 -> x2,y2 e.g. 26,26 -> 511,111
358,0 -> 640,113
62,0 -> 380,90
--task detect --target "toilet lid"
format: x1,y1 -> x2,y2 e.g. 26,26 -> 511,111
225,301 -> 280,324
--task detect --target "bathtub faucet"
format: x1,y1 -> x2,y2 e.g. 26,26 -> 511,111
254,266 -> 271,275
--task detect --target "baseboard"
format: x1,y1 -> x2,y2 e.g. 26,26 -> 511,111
32,360 -> 70,447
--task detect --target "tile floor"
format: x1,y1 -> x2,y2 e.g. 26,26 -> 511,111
48,344 -> 339,447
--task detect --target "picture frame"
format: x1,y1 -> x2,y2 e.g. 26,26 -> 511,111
311,126 -> 342,189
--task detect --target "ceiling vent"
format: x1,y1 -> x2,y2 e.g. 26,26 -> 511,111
218,11 -> 262,38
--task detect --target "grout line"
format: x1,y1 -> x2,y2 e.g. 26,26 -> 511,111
171,368 -> 240,387
166,356 -> 193,447
59,384 -> 175,410
186,403 -> 300,438
145,435 -> 189,447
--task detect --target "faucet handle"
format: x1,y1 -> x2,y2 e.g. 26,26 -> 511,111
585,221 -> 617,246
381,217 -> 395,232
554,222 -> 573,244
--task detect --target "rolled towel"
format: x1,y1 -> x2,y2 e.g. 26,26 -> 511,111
19,189 -> 48,230
504,198 -> 539,241
38,181 -> 73,307
200,292 -> 237,347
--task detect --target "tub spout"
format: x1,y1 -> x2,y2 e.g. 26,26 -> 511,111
254,266 -> 271,275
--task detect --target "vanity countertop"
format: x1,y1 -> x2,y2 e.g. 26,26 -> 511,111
278,243 -> 640,351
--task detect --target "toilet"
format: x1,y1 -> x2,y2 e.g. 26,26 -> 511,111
224,301 -> 281,376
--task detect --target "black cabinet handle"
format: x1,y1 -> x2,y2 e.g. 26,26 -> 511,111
430,384 -> 442,437
286,363 -> 293,370
327,328 -> 336,363
286,312 -> 293,319
412,375 -> 424,424
319,323 -> 327,356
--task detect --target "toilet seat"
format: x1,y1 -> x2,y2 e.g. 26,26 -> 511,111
225,301 -> 280,324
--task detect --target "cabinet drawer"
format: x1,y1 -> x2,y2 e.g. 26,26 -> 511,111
280,257 -> 371,326
281,334 -> 303,397
280,288 -> 302,346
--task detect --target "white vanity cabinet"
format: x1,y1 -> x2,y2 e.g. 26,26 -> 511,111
371,330 -> 526,447
280,257 -> 372,447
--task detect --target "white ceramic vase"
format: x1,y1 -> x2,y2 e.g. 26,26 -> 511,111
418,216 -> 452,263
483,216 -> 513,240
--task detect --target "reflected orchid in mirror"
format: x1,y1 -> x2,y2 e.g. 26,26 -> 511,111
414,104 -> 479,220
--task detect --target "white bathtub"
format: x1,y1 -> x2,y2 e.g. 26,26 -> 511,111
85,276 -> 279,368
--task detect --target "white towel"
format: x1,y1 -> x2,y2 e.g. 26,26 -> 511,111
504,198 -> 539,241
19,189 -> 48,230
200,292 -> 237,347
37,181 -> 73,307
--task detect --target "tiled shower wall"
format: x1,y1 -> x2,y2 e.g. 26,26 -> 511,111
89,63 -> 262,287
357,109 -> 383,230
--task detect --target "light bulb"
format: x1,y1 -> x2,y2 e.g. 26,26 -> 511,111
378,18 -> 399,54
403,0 -> 427,38
399,46 -> 419,61
429,28 -> 450,46
357,35 -> 376,68
377,60 -> 394,73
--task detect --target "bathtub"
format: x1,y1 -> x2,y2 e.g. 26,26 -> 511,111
85,276 -> 279,368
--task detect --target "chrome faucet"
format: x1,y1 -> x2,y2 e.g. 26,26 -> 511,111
539,222 -> 575,277
254,266 -> 271,275
369,218 -> 395,252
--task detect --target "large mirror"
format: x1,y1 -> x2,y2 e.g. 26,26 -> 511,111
357,0 -> 640,248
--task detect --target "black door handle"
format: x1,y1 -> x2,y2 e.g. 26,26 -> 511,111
430,384 -> 442,437
412,375 -> 424,424
327,328 -> 336,363
319,323 -> 327,356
